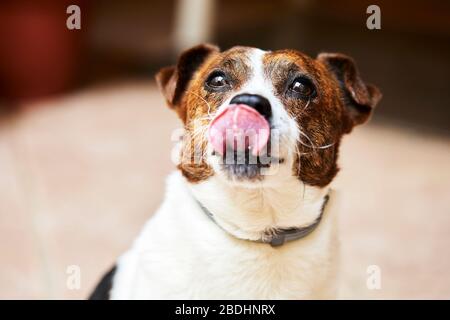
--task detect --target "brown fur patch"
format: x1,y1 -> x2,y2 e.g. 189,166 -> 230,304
263,50 -> 380,187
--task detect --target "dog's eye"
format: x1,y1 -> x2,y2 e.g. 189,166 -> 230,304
288,77 -> 315,98
206,71 -> 229,89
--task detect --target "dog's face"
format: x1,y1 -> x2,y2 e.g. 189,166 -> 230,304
157,44 -> 381,188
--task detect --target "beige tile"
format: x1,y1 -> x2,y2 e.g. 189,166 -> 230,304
336,125 -> 450,299
0,125 -> 49,299
10,82 -> 179,298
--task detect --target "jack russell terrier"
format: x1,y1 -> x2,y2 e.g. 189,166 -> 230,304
90,44 -> 381,299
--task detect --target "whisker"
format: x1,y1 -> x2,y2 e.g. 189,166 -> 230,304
316,142 -> 335,150
298,130 -> 316,148
185,89 -> 214,118
303,97 -> 311,111
297,125 -> 336,151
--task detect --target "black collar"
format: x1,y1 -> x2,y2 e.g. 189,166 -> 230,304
195,194 -> 330,247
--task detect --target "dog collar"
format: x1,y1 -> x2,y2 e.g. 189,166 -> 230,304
195,193 -> 330,247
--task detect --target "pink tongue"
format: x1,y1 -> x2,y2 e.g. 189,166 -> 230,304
208,104 -> 270,156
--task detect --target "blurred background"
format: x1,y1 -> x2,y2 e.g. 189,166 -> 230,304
0,0 -> 449,299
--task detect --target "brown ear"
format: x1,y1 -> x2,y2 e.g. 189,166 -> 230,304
156,44 -> 220,113
318,53 -> 382,129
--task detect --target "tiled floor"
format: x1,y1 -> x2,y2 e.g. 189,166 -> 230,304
1,81 -> 449,299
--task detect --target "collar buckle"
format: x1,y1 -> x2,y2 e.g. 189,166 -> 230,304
268,234 -> 286,247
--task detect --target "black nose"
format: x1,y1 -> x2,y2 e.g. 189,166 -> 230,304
230,94 -> 272,120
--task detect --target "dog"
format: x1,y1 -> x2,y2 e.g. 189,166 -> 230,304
90,44 -> 381,299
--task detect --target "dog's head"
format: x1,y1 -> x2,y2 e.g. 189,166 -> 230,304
156,44 -> 381,188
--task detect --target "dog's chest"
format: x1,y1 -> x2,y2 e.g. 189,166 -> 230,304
110,173 -> 338,299
112,213 -> 337,299
180,242 -> 336,299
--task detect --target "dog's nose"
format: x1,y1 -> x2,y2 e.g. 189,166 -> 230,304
230,94 -> 272,120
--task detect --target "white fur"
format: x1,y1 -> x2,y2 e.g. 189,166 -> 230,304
111,172 -> 339,299
109,49 -> 340,299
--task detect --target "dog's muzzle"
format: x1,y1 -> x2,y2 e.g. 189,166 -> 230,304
208,94 -> 272,157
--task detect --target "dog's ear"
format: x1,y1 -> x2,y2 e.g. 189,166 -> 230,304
317,53 -> 382,130
156,44 -> 220,120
